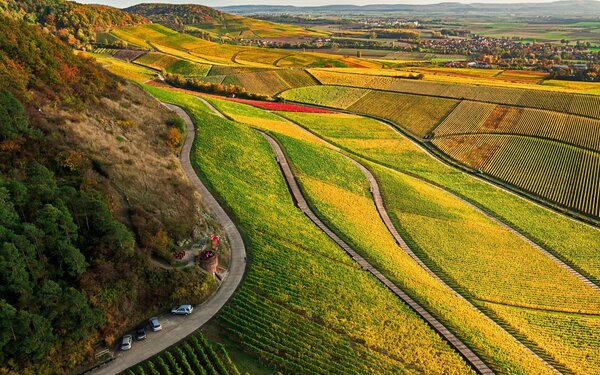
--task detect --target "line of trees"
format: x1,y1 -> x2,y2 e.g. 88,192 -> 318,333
164,73 -> 272,101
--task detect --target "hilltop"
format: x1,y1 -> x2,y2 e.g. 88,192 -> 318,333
125,3 -> 328,41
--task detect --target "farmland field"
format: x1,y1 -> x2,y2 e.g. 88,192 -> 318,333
134,52 -> 180,70
433,101 -> 600,151
282,86 -> 458,137
111,24 -> 377,69
126,332 -> 241,375
307,70 -> 600,118
263,108 -> 599,373
203,69 -> 319,96
429,100 -> 600,216
206,96 -> 559,373
401,67 -> 548,85
142,85 -> 477,374
88,53 -> 157,82
433,135 -> 600,217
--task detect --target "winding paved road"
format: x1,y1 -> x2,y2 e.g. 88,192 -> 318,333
261,132 -> 495,375
89,104 -> 246,375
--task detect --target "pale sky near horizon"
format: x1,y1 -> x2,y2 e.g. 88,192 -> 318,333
78,0 -> 584,9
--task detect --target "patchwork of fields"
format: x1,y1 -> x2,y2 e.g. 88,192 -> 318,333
111,24 -> 380,69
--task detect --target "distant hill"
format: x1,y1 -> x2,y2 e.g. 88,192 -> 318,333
220,0 -> 600,17
0,0 -> 148,49
125,3 -> 328,40
126,3 -> 224,27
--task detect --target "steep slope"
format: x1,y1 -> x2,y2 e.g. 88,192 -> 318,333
0,13 -> 216,375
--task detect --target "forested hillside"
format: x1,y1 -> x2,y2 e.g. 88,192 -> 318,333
126,3 -> 224,28
125,3 -> 327,40
0,0 -> 148,49
0,13 -> 215,374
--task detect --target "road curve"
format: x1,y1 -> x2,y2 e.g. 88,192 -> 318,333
260,131 -> 495,375
89,104 -> 246,375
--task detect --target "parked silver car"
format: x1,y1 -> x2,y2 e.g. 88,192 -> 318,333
121,334 -> 132,350
149,317 -> 162,332
171,304 -> 194,315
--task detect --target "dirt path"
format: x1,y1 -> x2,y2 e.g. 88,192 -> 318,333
197,97 -> 226,118
261,131 -> 495,375
90,104 -> 246,375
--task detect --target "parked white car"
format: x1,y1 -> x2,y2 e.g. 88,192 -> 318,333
171,304 -> 194,315
121,334 -> 132,350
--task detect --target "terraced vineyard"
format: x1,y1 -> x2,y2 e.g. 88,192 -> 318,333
309,70 -> 600,119
143,85 -> 476,374
273,110 -> 600,373
433,135 -> 600,217
126,332 -> 240,375
282,84 -> 600,219
277,111 -> 600,293
281,86 -> 458,137
434,101 -> 600,151
429,100 -> 600,217
208,98 -> 559,373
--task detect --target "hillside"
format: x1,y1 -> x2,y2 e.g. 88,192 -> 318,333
0,0 -> 148,49
125,3 -> 328,41
0,12 -> 216,374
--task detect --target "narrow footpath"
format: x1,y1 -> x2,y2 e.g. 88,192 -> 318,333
261,131 -> 495,375
90,104 -> 246,375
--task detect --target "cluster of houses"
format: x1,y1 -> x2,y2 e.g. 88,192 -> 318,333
420,36 -> 597,63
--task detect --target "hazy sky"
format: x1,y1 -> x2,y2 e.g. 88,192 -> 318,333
78,0 -> 572,8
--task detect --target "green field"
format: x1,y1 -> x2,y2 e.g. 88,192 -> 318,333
469,20 -> 600,43
306,70 -> 600,119
281,86 -> 459,137
204,96 -> 558,373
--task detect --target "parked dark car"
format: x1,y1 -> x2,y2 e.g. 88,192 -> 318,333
136,325 -> 147,340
